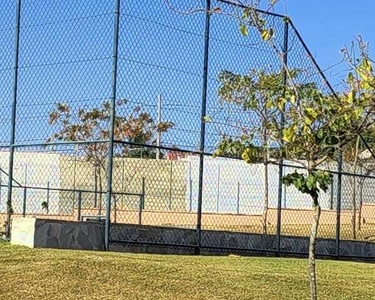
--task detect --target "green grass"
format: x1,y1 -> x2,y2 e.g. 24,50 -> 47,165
1,243 -> 375,299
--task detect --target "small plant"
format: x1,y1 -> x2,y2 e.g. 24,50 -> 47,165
41,201 -> 49,211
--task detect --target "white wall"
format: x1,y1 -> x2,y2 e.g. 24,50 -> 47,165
185,156 -> 335,215
0,151 -> 61,214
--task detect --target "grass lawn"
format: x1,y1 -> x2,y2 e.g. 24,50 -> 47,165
0,242 -> 374,300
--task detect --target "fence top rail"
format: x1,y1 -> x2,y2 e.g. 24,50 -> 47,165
217,0 -> 287,18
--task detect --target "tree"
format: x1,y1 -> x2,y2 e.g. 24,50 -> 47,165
343,130 -> 375,235
217,69 -> 294,233
166,2 -> 375,299
47,99 -> 173,214
213,51 -> 375,299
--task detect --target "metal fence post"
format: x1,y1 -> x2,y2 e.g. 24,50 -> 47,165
105,0 -> 121,251
6,0 -> 22,238
236,182 -> 240,215
156,94 -> 162,160
0,172 -> 2,205
216,164 -> 220,213
77,191 -> 82,221
138,178 -> 145,225
330,178 -> 334,210
22,187 -> 27,217
138,195 -> 143,225
276,19 -> 289,254
141,177 -> 145,209
94,168 -> 98,208
196,0 -> 211,255
169,161 -> 173,210
276,18 -> 289,255
46,181 -> 50,214
336,152 -> 343,257
189,162 -> 193,212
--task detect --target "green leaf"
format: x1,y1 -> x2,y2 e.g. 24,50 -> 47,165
354,107 -> 363,118
306,176 -> 316,190
347,72 -> 354,84
304,107 -> 318,119
304,117 -> 313,126
282,126 -> 295,143
277,97 -> 286,111
261,28 -> 274,41
266,100 -> 274,109
203,115 -> 212,123
290,94 -> 296,104
240,24 -> 248,36
347,90 -> 355,104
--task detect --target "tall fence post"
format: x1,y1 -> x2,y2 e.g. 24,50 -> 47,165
22,187 -> 27,217
336,152 -> 343,257
276,18 -> 289,255
139,178 -> 145,225
196,0 -> 211,255
0,172 -> 2,205
216,164 -> 220,213
138,196 -> 143,225
189,162 -> 193,212
6,0 -> 22,238
141,177 -> 145,209
94,168 -> 98,208
156,94 -> 162,160
46,181 -> 50,214
236,182 -> 240,215
77,191 -> 82,221
330,178 -> 334,210
105,0 -> 121,251
169,161 -> 173,210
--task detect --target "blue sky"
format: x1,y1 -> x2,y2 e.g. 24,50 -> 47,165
283,0 -> 374,87
0,0 -> 374,151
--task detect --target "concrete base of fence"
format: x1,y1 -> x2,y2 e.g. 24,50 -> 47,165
9,218 -> 375,259
11,218 -> 105,251
110,223 -> 375,259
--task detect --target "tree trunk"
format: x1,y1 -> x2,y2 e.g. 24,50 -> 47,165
262,162 -> 269,234
351,136 -> 360,239
309,195 -> 321,300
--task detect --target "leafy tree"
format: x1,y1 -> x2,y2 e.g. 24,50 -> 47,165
343,130 -> 375,235
217,69 -> 292,233
167,2 -> 375,299
47,99 -> 173,212
213,52 -> 375,299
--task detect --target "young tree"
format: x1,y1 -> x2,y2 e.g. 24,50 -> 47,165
166,2 -> 375,299
47,99 -> 173,213
214,51 -> 375,299
343,135 -> 361,239
217,69 -> 292,233
343,131 -> 375,234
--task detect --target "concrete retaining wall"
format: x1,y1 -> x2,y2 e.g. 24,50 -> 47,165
10,218 -> 375,260
11,217 -> 104,250
110,223 -> 375,259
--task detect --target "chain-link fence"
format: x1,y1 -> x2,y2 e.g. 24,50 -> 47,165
1,0 -> 375,258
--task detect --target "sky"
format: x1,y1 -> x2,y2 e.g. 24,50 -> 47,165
0,0 -> 374,152
282,0 -> 375,87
